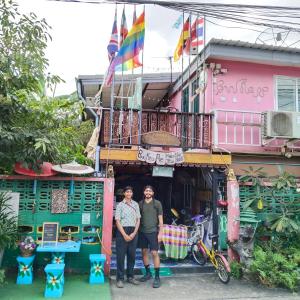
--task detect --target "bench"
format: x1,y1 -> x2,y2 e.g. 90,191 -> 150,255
16,255 -> 35,285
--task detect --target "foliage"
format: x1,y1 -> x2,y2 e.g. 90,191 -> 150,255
77,120 -> 96,146
0,0 -> 94,173
0,192 -> 18,250
0,0 -> 54,95
272,171 -> 296,190
239,167 -> 267,212
249,246 -> 299,291
0,268 -> 5,285
0,90 -> 84,172
230,261 -> 243,279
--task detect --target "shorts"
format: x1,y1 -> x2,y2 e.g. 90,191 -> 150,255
138,231 -> 159,251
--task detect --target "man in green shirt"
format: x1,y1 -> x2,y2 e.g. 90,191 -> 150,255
138,185 -> 163,288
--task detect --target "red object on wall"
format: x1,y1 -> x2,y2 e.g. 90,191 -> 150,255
14,162 -> 58,177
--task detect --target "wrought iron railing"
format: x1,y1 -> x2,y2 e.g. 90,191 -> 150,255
101,108 -> 213,149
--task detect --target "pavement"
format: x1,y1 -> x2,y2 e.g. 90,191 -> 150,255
110,273 -> 299,300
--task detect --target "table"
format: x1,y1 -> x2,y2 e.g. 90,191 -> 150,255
37,241 -> 81,264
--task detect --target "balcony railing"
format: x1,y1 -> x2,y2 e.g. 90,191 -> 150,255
101,108 -> 213,149
213,109 -> 300,152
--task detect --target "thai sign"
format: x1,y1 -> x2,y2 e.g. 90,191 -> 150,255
137,147 -> 184,165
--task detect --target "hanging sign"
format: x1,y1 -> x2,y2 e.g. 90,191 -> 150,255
137,147 -> 184,165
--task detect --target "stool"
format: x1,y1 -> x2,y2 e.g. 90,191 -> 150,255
51,252 -> 65,264
44,263 -> 65,298
89,254 -> 106,284
16,255 -> 35,284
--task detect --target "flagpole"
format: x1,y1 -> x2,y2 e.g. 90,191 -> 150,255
109,73 -> 115,146
181,11 -> 184,146
203,15 -> 207,114
138,5 -> 145,145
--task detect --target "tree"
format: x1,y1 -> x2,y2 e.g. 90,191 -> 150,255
0,0 -> 89,173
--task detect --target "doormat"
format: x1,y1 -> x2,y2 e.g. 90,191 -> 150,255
141,267 -> 173,277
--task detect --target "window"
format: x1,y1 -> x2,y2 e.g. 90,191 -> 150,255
182,86 -> 189,113
191,77 -> 200,113
277,77 -> 300,112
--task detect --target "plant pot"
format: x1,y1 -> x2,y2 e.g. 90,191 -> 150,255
20,249 -> 35,257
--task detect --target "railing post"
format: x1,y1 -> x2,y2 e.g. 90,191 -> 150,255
212,110 -> 218,148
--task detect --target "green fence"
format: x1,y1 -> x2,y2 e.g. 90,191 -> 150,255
1,178 -> 104,272
239,185 -> 300,221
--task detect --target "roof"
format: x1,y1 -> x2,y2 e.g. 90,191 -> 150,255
172,38 -> 300,92
77,72 -> 180,109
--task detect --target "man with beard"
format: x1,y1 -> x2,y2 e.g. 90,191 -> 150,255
138,185 -> 163,288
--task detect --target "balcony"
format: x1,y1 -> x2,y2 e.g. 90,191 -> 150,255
101,108 -> 213,149
213,109 -> 300,153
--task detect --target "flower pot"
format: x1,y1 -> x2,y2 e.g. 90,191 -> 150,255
20,249 -> 34,257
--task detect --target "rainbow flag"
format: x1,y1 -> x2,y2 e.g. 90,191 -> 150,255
105,11 -> 145,86
120,7 -> 128,48
173,17 -> 190,62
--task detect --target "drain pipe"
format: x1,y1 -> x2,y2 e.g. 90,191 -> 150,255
77,79 -> 100,176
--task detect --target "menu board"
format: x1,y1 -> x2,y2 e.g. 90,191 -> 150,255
42,222 -> 59,244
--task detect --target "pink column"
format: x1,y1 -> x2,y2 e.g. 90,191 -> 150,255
227,169 -> 240,261
102,178 -> 115,275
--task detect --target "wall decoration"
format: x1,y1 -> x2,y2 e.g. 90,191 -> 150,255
137,147 -> 184,165
51,189 -> 68,214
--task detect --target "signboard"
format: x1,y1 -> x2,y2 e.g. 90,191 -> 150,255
42,222 -> 59,245
137,147 -> 184,165
152,166 -> 174,178
82,213 -> 91,225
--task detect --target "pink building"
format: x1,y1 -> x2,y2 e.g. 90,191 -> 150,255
170,39 -> 300,175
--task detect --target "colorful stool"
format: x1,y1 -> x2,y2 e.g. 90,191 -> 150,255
16,255 -> 35,284
89,254 -> 106,284
51,252 -> 65,264
44,263 -> 65,298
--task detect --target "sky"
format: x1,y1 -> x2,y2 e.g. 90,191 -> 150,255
16,0 -> 300,96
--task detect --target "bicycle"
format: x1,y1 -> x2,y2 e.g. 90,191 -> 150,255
192,233 -> 231,284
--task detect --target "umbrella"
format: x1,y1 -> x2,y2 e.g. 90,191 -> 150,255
52,161 -> 94,194
14,162 -> 58,177
52,161 -> 94,175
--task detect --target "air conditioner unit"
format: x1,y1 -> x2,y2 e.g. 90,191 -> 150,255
263,111 -> 300,139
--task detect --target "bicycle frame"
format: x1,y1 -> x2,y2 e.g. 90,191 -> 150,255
197,239 -> 231,272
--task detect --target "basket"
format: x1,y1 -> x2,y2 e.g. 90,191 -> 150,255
20,248 -> 34,257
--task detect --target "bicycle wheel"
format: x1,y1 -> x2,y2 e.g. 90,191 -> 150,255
191,243 -> 207,266
215,255 -> 230,284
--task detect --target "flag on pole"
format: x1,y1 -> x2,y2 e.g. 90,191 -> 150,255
173,17 -> 190,62
184,17 -> 204,54
120,7 -> 128,47
104,12 -> 145,86
107,8 -> 118,63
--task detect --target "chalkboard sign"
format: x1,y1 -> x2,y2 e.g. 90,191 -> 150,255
42,222 -> 59,244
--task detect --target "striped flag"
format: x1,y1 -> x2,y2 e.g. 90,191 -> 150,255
107,8 -> 118,63
173,17 -> 190,62
120,7 -> 128,47
184,17 -> 204,55
104,11 -> 145,86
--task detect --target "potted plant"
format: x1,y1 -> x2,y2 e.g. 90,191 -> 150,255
0,192 -> 18,267
19,236 -> 36,257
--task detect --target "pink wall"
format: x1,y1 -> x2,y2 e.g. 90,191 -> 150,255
205,59 -> 300,113
169,90 -> 182,111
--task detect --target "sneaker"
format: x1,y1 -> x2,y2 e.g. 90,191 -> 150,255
152,277 -> 161,288
127,278 -> 140,285
116,280 -> 124,288
139,272 -> 152,282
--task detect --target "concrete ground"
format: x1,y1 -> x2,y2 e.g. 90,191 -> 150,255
110,273 -> 299,300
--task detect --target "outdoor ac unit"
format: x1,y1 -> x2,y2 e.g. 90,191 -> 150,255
263,111 -> 300,139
